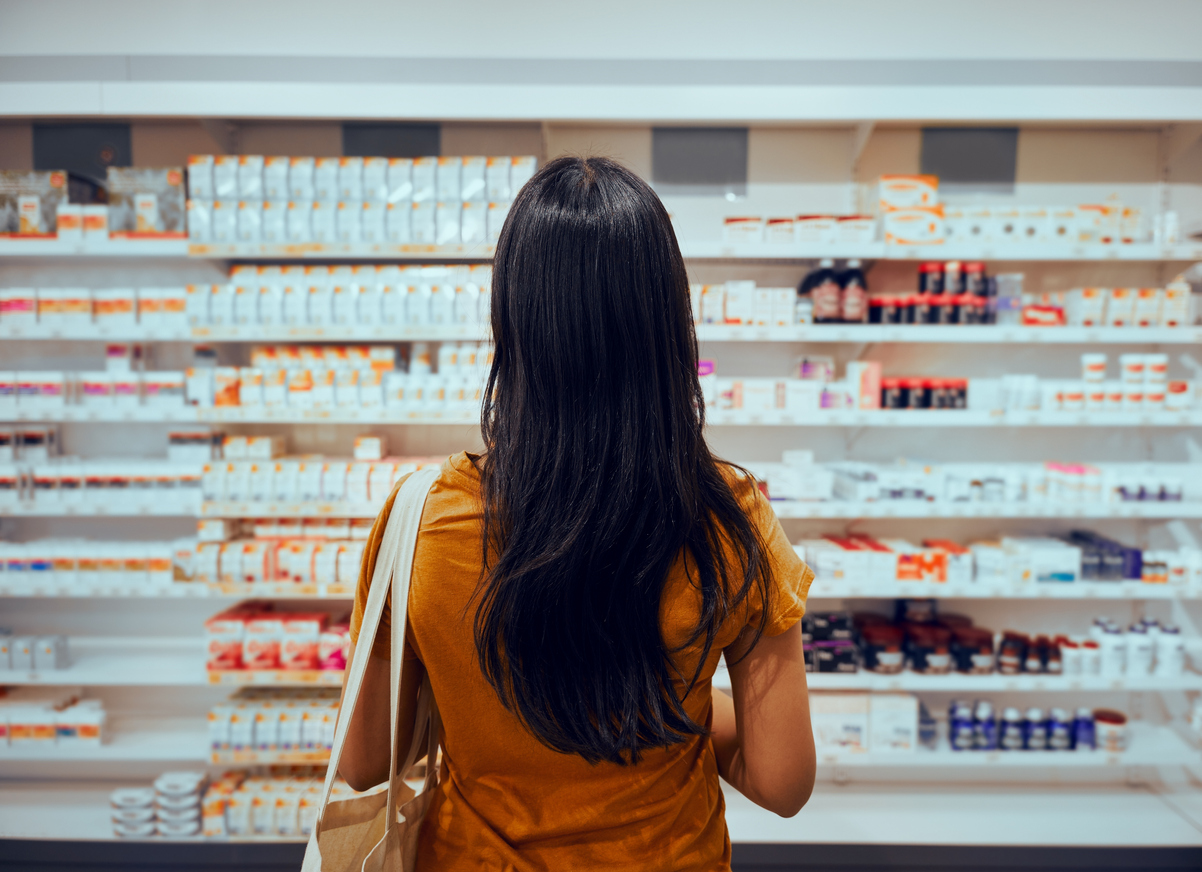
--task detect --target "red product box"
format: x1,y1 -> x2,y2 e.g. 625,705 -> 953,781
279,613 -> 329,670
204,605 -> 260,670
319,621 -> 350,672
243,614 -> 285,670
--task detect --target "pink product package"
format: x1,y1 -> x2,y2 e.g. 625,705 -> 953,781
319,621 -> 350,671
279,613 -> 328,670
204,610 -> 252,670
242,614 -> 285,670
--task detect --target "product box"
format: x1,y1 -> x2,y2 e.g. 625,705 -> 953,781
883,206 -> 945,246
836,216 -> 877,244
723,217 -> 764,244
868,693 -> 918,753
845,361 -> 882,410
280,615 -> 327,670
810,693 -> 869,753
1134,288 -> 1163,327
243,614 -> 285,670
0,170 -> 69,235
795,215 -> 836,244
1107,288 -> 1137,327
879,175 -> 939,210
205,608 -> 256,670
723,280 -> 755,324
107,168 -> 186,237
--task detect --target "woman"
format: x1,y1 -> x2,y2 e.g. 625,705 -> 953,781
341,156 -> 816,870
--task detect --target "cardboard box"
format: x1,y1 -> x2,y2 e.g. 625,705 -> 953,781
869,694 -> 918,752
879,175 -> 939,209
883,206 -> 945,245
810,693 -> 869,753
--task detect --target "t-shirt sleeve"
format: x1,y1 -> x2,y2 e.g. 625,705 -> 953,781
349,473 -> 411,659
739,476 -> 814,638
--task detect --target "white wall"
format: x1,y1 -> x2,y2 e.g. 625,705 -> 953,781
3,0 -> 1202,60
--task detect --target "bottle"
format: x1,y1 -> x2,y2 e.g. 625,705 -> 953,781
1072,708 -> 1096,750
1048,708 -> 1072,751
999,707 -> 1025,750
949,700 -> 975,751
838,259 -> 869,323
1126,623 -> 1153,676
973,700 -> 997,750
1154,625 -> 1185,677
801,259 -> 842,323
1024,707 -> 1047,750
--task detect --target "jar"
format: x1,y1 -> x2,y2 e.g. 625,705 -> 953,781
973,700 -> 998,750
943,261 -> 964,295
952,626 -> 995,674
927,378 -> 951,409
901,377 -> 928,409
949,700 -> 975,750
907,294 -> 932,325
1126,623 -> 1153,675
1024,707 -> 1048,750
1093,708 -> 1128,752
932,294 -> 957,325
999,707 -> 1025,750
918,262 -> 944,294
1153,625 -> 1184,676
963,262 -> 987,296
949,379 -> 968,409
996,631 -> 1027,675
906,624 -> 952,674
1166,380 -> 1190,411
880,378 -> 903,409
1059,637 -> 1082,675
860,623 -> 905,674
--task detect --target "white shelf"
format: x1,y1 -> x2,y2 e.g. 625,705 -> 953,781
707,409 -> 1202,427
0,717 -> 207,764
0,638 -> 345,687
0,406 -> 481,424
772,499 -> 1202,520
696,324 -> 1202,344
0,638 -> 205,686
0,581 -> 353,599
6,323 -> 1198,345
811,723 -> 1195,769
187,242 -> 495,260
679,240 -> 1202,262
775,672 -> 1202,693
6,406 -> 1198,427
0,324 -> 490,342
0,501 -> 200,518
808,580 -> 1198,601
0,238 -> 190,257
7,498 -> 1198,523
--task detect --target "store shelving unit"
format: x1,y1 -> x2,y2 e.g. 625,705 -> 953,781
4,106 -> 1202,857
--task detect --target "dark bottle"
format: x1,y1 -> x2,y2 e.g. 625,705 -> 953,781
802,258 -> 842,323
838,259 -> 869,323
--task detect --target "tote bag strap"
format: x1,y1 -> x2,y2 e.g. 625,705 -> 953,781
384,466 -> 442,822
318,467 -> 440,814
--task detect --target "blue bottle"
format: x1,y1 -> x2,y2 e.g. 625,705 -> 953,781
949,700 -> 975,751
999,707 -> 1025,750
973,700 -> 997,750
1072,708 -> 1096,750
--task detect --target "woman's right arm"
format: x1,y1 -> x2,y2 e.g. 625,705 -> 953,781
712,621 -> 815,817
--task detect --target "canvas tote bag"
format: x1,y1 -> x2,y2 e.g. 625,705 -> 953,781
302,466 -> 442,872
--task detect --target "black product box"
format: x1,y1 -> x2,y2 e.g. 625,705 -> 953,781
812,640 -> 859,673
809,612 -> 855,642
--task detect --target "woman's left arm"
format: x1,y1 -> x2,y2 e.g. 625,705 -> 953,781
337,640 -> 427,791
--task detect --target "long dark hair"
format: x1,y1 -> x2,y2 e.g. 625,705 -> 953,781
475,156 -> 771,765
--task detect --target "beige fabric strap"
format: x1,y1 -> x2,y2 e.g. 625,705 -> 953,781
318,467 -> 440,816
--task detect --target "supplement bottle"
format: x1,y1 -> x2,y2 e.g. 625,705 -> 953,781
838,259 -> 869,323
973,700 -> 998,750
1126,623 -> 1153,675
801,259 -> 842,324
1024,707 -> 1048,750
949,700 -> 975,751
1048,708 -> 1072,750
999,707 -> 1025,750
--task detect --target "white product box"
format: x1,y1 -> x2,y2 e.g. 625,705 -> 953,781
723,281 -> 755,324
412,157 -> 437,203
883,207 -> 944,245
879,175 -> 938,209
461,202 -> 486,244
794,215 -> 836,244
237,156 -> 264,200
699,284 -> 725,324
236,201 -> 261,243
435,203 -> 461,245
486,202 -> 510,242
260,201 -> 286,243
338,157 -> 363,202
186,200 -> 211,241
336,201 -> 361,243
213,156 -> 239,199
764,217 -> 794,244
285,201 -> 311,242
289,157 -> 315,201
486,157 -> 511,202
82,205 -> 108,240
869,694 -> 918,752
37,288 -> 91,328
412,202 -> 436,244
385,203 -> 411,243
1107,288 -> 1136,327
461,156 -> 486,202
510,157 -> 537,191
187,155 -> 215,200
387,158 -> 413,202
313,158 -> 340,202
56,204 -> 83,241
262,156 -> 289,201
810,693 -> 869,753
723,217 -> 764,244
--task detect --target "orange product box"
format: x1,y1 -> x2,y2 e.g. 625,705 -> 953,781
882,205 -> 944,246
280,613 -> 329,670
879,175 -> 939,209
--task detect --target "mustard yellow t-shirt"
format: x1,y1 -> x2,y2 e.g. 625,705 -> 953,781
350,451 -> 812,871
